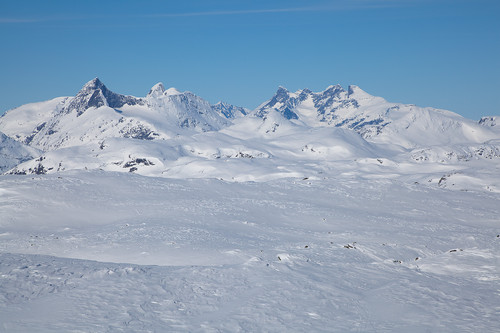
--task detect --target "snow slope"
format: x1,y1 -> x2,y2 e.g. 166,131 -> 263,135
0,171 -> 499,331
0,131 -> 40,173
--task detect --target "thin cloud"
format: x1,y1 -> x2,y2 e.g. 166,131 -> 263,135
146,7 -> 325,18
0,1 -> 420,24
147,4 -> 400,18
145,1 -> 414,19
0,18 -> 40,23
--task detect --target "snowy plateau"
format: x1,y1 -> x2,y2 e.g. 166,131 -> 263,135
0,78 -> 499,332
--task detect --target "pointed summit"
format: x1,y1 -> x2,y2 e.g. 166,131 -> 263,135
270,86 -> 291,104
275,86 -> 289,96
72,78 -> 109,112
65,78 -> 144,116
76,77 -> 110,102
82,77 -> 105,91
255,85 -> 299,120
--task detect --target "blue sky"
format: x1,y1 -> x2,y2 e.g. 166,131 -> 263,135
0,0 -> 499,119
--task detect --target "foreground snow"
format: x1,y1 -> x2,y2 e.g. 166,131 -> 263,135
1,171 -> 499,331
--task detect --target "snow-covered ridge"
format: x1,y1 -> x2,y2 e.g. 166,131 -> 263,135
0,78 -> 233,151
1,78 -> 499,183
255,84 -> 498,149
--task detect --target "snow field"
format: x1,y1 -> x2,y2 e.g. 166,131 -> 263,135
1,171 -> 499,331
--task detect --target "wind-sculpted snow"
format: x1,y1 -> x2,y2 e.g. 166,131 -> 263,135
0,172 -> 499,331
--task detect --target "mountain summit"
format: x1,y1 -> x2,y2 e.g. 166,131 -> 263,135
65,78 -> 144,116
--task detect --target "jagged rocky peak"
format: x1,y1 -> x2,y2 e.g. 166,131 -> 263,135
323,84 -> 345,96
271,84 -> 347,105
297,88 -> 312,100
254,83 -> 382,123
65,78 -> 144,116
273,86 -> 290,100
312,84 -> 346,105
256,86 -> 299,120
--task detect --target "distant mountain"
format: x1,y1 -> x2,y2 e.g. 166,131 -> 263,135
65,77 -> 145,117
254,85 -> 499,149
1,79 -> 499,179
0,78 -> 233,151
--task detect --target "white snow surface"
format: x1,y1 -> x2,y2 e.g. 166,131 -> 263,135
0,131 -> 40,173
1,79 -> 500,331
0,171 -> 499,332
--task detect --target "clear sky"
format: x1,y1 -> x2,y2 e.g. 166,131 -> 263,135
0,0 -> 499,119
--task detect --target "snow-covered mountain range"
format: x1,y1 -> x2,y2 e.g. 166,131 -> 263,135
0,78 -> 229,152
254,84 -> 498,148
0,78 -> 499,185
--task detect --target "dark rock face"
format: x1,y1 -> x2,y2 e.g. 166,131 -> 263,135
478,116 -> 497,127
313,85 -> 350,115
64,78 -> 145,116
253,84 -> 393,138
120,124 -> 159,140
255,87 -> 300,120
256,85 -> 355,121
